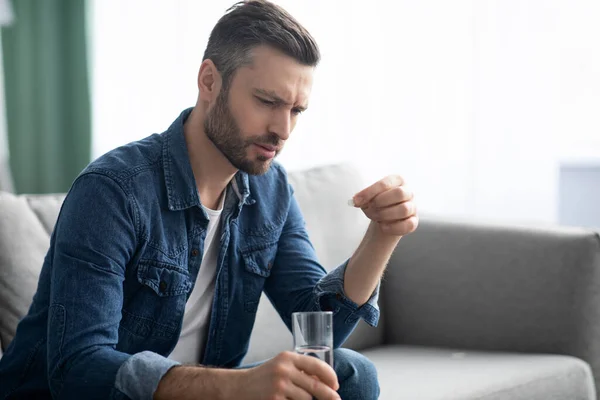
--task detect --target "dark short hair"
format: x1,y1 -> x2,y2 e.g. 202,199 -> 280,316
203,0 -> 320,89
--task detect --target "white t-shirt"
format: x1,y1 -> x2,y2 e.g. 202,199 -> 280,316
168,193 -> 225,364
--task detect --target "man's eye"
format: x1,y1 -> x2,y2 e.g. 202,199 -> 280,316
292,108 -> 304,116
258,98 -> 275,106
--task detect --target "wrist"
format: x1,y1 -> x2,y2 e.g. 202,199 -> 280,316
219,368 -> 246,399
366,220 -> 402,248
154,365 -> 243,400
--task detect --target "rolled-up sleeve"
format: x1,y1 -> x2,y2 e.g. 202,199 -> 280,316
47,172 -> 178,399
114,351 -> 179,399
314,260 -> 380,328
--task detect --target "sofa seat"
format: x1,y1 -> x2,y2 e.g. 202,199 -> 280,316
363,345 -> 595,400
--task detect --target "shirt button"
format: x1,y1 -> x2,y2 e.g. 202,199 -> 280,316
191,249 -> 199,257
267,262 -> 273,270
159,281 -> 167,292
335,292 -> 342,300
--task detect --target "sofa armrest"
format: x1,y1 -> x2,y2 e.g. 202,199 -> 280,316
381,217 -> 600,382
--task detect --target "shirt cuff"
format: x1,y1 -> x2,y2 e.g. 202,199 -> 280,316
115,351 -> 180,399
314,260 -> 380,327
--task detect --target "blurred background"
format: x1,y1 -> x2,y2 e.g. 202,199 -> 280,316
0,0 -> 598,228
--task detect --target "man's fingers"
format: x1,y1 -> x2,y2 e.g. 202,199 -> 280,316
282,377 -> 312,400
293,354 -> 339,391
291,370 -> 340,400
372,186 -> 413,208
352,175 -> 404,207
371,202 -> 416,222
380,216 -> 419,235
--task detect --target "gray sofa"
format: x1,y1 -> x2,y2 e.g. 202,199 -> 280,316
1,163 -> 599,399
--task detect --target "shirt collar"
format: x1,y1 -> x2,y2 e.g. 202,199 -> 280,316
162,108 -> 252,211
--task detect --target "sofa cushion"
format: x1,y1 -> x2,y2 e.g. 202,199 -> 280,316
363,345 -> 595,400
244,163 -> 384,363
0,192 -> 64,351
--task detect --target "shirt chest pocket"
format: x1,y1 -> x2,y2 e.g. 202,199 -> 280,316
120,260 -> 192,346
242,242 -> 277,313
137,260 -> 192,297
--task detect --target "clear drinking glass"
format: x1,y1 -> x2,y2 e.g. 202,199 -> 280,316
292,311 -> 334,367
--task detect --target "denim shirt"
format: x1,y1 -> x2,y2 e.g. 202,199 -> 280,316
0,108 -> 379,400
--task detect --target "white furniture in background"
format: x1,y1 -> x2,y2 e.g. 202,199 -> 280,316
559,161 -> 600,229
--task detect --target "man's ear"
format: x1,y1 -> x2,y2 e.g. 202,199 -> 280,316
198,59 -> 223,104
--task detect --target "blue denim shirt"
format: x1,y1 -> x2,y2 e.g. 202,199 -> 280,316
0,108 -> 379,400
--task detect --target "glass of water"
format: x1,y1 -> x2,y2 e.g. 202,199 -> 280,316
292,311 -> 333,367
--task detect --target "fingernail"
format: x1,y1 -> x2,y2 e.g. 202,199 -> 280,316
353,196 -> 363,207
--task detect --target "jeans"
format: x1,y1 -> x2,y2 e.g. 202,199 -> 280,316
240,348 -> 380,400
334,348 -> 380,400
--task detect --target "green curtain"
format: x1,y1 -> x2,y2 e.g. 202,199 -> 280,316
2,0 -> 90,194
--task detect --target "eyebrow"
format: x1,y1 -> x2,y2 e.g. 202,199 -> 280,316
254,88 -> 308,112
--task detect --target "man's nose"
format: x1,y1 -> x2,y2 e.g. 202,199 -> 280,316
268,111 -> 291,141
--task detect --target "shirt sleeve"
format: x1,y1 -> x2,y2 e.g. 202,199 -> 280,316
264,184 -> 380,348
47,172 -> 178,400
314,260 -> 380,328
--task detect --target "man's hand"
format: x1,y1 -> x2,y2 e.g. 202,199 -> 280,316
235,351 -> 340,400
343,174 -> 418,305
154,351 -> 339,400
352,175 -> 418,237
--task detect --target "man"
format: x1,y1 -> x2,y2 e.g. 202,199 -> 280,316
0,1 -> 418,399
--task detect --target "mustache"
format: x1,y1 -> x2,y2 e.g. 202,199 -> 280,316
250,133 -> 283,148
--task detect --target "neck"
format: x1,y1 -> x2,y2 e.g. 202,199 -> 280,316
184,106 -> 237,210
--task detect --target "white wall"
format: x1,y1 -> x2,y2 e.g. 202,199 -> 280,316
0,30 -> 14,192
471,0 -> 600,223
0,0 -> 13,191
88,0 -> 600,225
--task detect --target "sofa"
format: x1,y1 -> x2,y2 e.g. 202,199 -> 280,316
1,163 -> 599,399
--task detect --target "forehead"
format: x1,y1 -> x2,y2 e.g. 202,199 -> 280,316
232,45 -> 314,105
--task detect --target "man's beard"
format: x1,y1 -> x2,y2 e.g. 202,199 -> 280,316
204,90 -> 281,176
